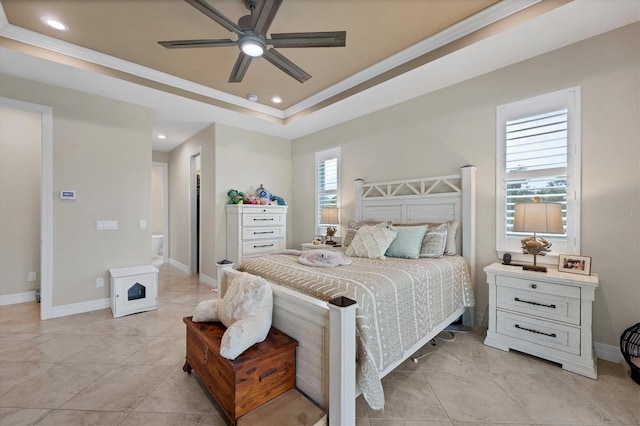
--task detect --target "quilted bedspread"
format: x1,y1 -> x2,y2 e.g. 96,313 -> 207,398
238,252 -> 475,410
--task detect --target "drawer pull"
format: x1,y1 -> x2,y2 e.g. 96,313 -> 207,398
253,244 -> 274,248
514,297 -> 556,309
253,218 -> 274,221
253,231 -> 274,235
515,324 -> 556,338
259,368 -> 278,381
531,283 -> 537,289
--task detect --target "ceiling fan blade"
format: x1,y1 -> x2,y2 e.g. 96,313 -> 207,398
263,48 -> 311,83
253,0 -> 283,35
229,52 -> 253,83
268,31 -> 346,48
185,0 -> 243,36
158,39 -> 237,49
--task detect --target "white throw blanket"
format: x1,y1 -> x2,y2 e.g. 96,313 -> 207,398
272,249 -> 352,267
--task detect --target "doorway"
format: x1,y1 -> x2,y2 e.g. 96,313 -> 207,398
189,148 -> 202,274
0,97 -> 53,320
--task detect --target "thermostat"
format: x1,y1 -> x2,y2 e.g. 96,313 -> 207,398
60,190 -> 76,200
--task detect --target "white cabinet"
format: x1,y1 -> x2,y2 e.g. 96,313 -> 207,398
484,262 -> 599,379
109,265 -> 158,318
226,204 -> 288,265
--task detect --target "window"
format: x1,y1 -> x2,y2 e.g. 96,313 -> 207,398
315,147 -> 340,236
496,87 -> 581,259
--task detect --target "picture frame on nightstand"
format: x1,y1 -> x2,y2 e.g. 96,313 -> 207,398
558,254 -> 592,275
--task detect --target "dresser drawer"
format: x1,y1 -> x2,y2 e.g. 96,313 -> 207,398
243,238 -> 285,255
244,213 -> 285,227
496,285 -> 580,325
242,226 -> 285,240
496,275 -> 580,299
497,310 -> 580,355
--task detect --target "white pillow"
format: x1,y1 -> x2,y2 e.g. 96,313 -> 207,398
192,272 -> 273,360
345,223 -> 397,259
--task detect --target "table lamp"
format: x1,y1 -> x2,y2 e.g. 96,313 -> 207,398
321,207 -> 339,245
512,198 -> 563,272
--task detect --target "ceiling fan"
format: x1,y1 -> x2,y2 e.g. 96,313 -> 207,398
158,0 -> 347,83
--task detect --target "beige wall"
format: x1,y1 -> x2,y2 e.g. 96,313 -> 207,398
168,123 -> 291,278
0,74 -> 153,307
168,125 -> 215,277
291,23 -> 640,346
152,150 -> 169,163
151,165 -> 164,235
0,107 -> 41,296
214,124 -> 292,264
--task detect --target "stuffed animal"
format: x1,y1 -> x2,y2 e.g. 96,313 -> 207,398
270,195 -> 287,206
192,272 -> 273,360
227,189 -> 247,204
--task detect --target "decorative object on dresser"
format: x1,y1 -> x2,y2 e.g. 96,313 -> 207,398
620,323 -> 640,385
558,254 -> 592,275
320,207 -> 339,245
226,204 -> 288,265
484,262 -> 599,379
183,317 -> 298,426
512,198 -> 564,272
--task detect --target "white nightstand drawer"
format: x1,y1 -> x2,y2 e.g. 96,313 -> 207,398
496,275 -> 580,299
497,310 -> 580,355
243,238 -> 285,255
497,285 -> 580,325
243,226 -> 285,240
244,213 -> 285,227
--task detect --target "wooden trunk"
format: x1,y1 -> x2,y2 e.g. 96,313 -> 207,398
183,317 -> 297,425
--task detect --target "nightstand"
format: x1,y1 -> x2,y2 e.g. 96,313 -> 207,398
301,243 -> 341,251
484,262 -> 599,379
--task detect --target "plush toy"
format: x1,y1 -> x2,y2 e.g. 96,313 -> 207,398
227,189 -> 247,204
270,195 -> 287,206
192,272 -> 273,360
256,184 -> 272,200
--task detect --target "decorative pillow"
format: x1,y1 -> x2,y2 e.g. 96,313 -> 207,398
420,223 -> 448,258
345,223 -> 397,259
192,272 -> 273,360
385,225 -> 428,259
343,220 -> 389,247
423,221 -> 459,255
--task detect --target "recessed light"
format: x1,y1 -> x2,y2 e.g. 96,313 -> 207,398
247,94 -> 258,102
40,16 -> 68,31
271,96 -> 282,104
158,134 -> 167,140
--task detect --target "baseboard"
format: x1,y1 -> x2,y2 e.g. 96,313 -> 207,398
47,297 -> 111,319
200,273 -> 216,288
594,341 -> 623,363
0,291 -> 36,306
169,258 -> 190,274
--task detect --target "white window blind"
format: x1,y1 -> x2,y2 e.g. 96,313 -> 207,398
497,87 -> 581,258
315,148 -> 340,235
506,109 -> 568,241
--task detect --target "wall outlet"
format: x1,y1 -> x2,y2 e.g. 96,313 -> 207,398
96,277 -> 104,288
27,272 -> 37,282
139,219 -> 147,229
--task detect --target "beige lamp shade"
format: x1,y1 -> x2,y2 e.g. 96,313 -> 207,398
321,207 -> 339,225
513,202 -> 563,234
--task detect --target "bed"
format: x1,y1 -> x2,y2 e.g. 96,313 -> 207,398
221,166 -> 477,425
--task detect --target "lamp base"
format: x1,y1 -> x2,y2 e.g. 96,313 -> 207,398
523,264 -> 547,273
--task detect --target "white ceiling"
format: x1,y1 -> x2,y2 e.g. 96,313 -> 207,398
0,0 -> 638,151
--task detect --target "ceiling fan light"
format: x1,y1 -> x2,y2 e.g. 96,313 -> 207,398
239,35 -> 265,57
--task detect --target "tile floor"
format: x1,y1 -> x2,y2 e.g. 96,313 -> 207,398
1,264 -> 638,425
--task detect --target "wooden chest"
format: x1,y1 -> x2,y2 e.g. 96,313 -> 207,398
182,317 -> 297,425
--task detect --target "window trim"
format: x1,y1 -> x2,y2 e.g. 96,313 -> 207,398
496,87 -> 581,263
315,147 -> 341,237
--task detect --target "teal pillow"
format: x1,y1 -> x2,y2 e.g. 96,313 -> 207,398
385,225 -> 428,259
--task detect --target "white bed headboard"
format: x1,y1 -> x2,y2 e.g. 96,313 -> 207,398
354,165 -> 477,285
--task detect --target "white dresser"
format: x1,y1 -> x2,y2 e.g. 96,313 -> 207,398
226,204 -> 288,265
484,262 -> 599,379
